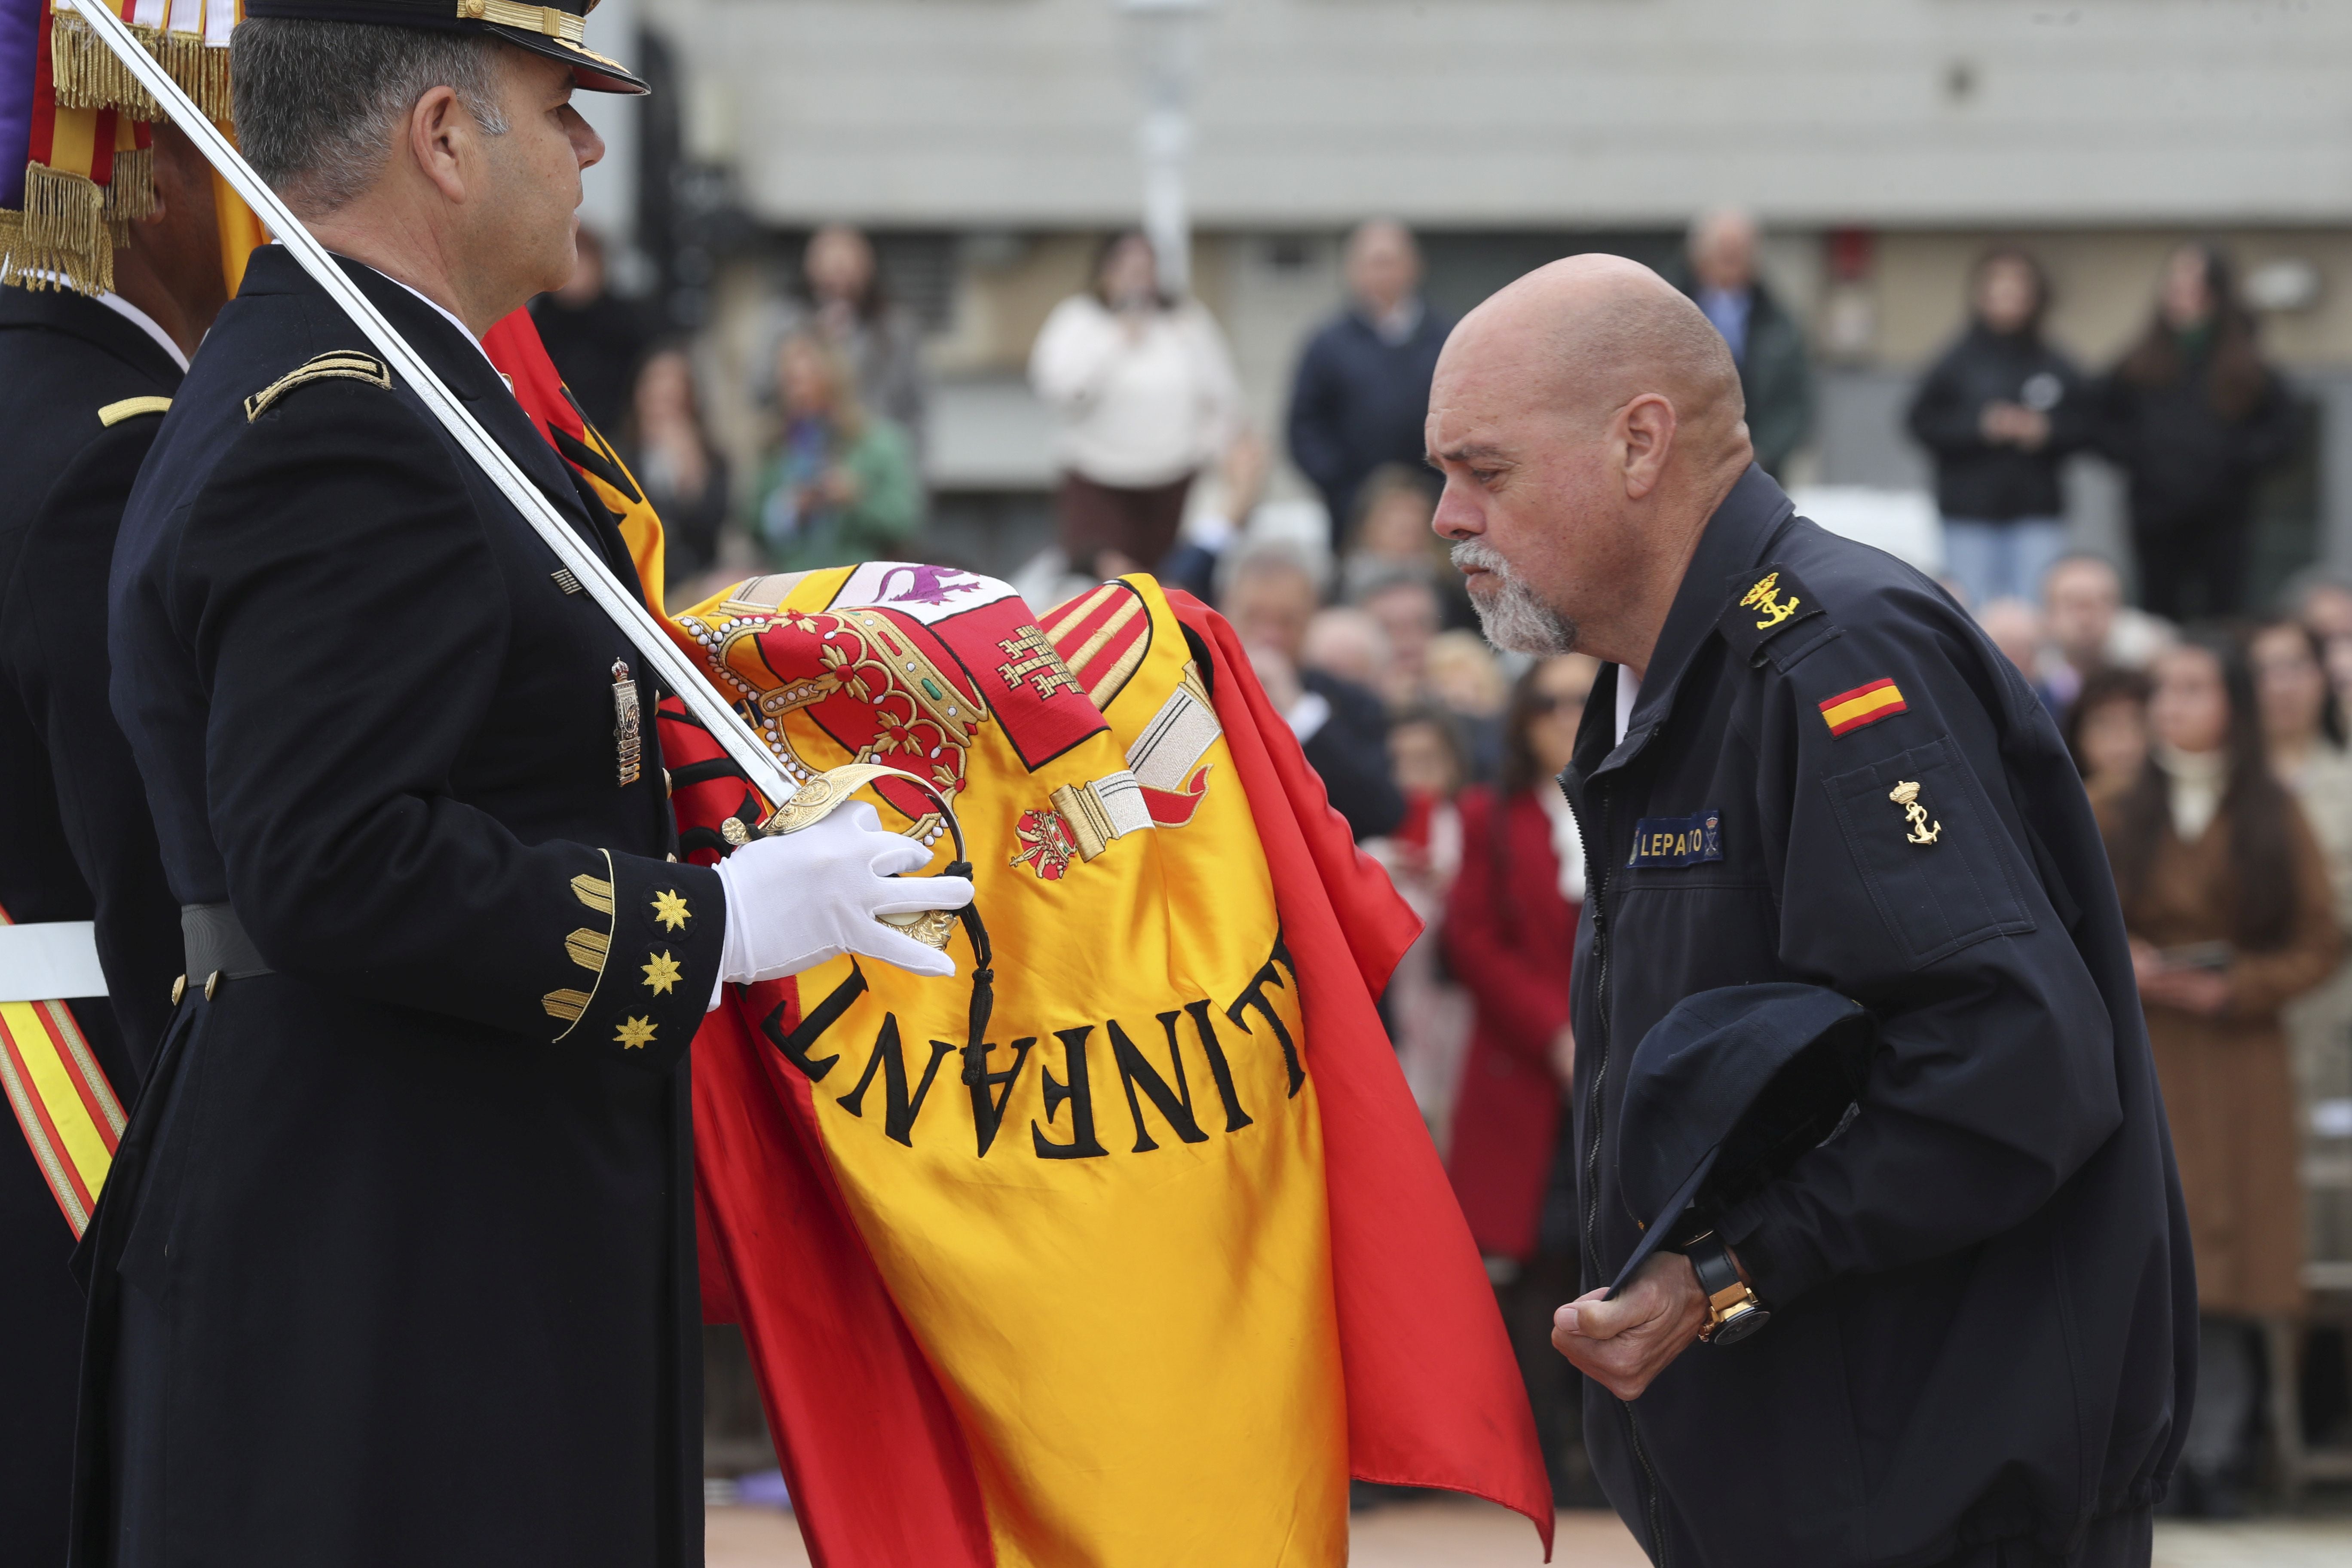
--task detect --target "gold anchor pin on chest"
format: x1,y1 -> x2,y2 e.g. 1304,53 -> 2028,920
1887,779 -> 1941,845
612,659 -> 643,787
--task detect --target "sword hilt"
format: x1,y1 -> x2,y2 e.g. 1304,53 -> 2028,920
755,763 -> 968,950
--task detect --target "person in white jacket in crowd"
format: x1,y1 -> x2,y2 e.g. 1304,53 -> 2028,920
1030,230 -> 1243,578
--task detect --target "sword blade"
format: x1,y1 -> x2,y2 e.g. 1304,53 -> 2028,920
62,0 -> 800,809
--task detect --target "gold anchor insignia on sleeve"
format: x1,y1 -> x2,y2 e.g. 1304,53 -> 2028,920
1888,780 -> 1942,845
1741,572 -> 1801,629
612,659 -> 643,787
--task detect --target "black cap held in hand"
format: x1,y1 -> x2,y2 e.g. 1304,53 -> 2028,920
242,0 -> 649,94
1606,983 -> 1875,1298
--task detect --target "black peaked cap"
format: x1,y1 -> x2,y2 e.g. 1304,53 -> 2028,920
242,0 -> 648,94
1607,983 -> 1875,1297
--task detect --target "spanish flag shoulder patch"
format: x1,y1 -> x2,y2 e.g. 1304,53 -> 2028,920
1819,677 -> 1908,736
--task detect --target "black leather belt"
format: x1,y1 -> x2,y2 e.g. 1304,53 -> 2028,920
181,903 -> 273,983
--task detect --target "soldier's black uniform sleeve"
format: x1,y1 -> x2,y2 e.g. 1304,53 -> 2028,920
0,414 -> 184,1063
171,379 -> 722,1065
1721,597 -> 2123,1306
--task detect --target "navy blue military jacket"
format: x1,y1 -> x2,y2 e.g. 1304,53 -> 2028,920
1560,467 -> 2193,1567
0,284 -> 186,1568
83,250 -> 722,1568
0,287 -> 184,1063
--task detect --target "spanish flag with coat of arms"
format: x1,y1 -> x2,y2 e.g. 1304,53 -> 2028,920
482,313 -> 1550,1567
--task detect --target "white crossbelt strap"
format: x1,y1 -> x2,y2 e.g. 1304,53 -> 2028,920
0,921 -> 108,1002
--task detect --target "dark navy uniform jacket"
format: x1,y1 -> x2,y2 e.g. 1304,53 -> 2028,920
0,285 -> 184,1568
82,248 -> 724,1568
1560,466 -> 2194,1567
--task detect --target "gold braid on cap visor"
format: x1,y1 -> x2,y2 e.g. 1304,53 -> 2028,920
455,0 -> 585,43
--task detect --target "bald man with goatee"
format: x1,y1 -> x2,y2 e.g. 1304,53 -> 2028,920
1428,257 -> 2190,1568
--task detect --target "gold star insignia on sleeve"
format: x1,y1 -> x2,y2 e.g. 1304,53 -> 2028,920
641,950 -> 682,995
651,889 -> 691,931
616,1016 -> 658,1050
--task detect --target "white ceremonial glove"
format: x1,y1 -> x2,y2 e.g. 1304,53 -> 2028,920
709,801 -> 974,1004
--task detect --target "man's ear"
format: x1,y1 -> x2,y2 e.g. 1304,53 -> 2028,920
1617,393 -> 1678,502
407,84 -> 474,204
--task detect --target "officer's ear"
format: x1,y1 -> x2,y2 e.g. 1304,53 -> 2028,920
407,83 -> 478,206
1617,392 -> 1679,501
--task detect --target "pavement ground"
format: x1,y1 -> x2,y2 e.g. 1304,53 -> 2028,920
707,1494 -> 2352,1566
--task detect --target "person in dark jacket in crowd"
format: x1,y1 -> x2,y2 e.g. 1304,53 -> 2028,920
1683,209 -> 1813,479
2097,243 -> 2299,622
622,345 -> 730,594
1907,248 -> 2092,610
528,224 -> 648,434
1222,541 -> 1405,842
1287,220 -> 1452,545
1444,652 -> 1600,1503
0,119 -> 224,1568
1428,253 -> 2191,1567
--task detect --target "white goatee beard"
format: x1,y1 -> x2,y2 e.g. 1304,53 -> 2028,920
1451,540 -> 1578,655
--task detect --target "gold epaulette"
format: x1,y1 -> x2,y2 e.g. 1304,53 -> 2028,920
244,352 -> 392,422
97,395 -> 171,427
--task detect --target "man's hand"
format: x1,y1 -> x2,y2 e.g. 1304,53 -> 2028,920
1551,1249 -> 1709,1401
2142,965 -> 2231,1016
1978,400 -> 2049,449
1550,1023 -> 1577,1084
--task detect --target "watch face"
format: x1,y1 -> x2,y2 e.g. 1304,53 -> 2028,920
1712,1305 -> 1770,1346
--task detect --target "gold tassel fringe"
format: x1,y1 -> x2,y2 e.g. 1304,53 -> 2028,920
49,12 -> 234,123
104,145 -> 156,224
49,12 -> 162,118
153,28 -> 233,123
1,165 -> 116,296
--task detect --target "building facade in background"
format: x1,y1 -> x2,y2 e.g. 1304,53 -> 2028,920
607,0 -> 2352,594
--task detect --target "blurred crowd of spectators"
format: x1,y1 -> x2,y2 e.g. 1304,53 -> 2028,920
529,222 -> 933,602
1909,241 -> 2300,619
541,214 -> 2352,1511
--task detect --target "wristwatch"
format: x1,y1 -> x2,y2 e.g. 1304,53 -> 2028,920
1686,1233 -> 1769,1344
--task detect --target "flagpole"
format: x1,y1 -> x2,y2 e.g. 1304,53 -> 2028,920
62,0 -> 804,815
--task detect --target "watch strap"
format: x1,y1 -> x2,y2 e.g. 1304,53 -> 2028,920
1688,1234 -> 1746,1303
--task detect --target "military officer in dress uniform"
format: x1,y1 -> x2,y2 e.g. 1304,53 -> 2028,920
0,117 -> 226,1563
80,9 -> 968,1564
1426,256 -> 2193,1568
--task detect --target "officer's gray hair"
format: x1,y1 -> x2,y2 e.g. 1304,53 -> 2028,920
232,19 -> 510,217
